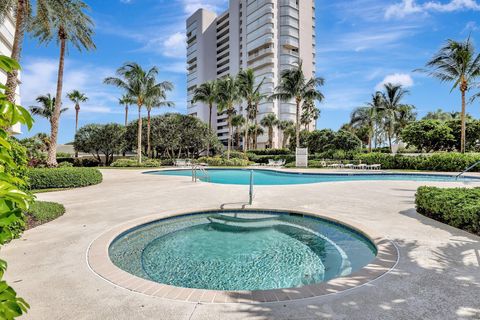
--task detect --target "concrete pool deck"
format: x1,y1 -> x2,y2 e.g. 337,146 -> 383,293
4,169 -> 480,319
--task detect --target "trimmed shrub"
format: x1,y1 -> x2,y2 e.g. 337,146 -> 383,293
197,156 -> 251,167
355,152 -> 480,172
247,154 -> 295,164
416,187 -> 480,235
73,157 -> 101,167
28,168 -> 103,189
110,159 -> 161,167
247,149 -> 292,156
56,157 -> 74,164
58,161 -> 73,168
224,151 -> 249,160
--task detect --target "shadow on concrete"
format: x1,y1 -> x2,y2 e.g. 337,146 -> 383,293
199,208 -> 480,320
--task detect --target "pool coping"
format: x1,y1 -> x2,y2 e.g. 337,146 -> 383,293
87,207 -> 399,304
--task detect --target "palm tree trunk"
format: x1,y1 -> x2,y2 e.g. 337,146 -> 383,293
227,112 -> 232,160
461,86 -> 466,153
75,105 -> 79,158
244,107 -> 249,152
137,105 -> 142,164
47,34 -> 66,167
147,109 -> 152,158
5,0 -> 26,103
254,106 -> 258,149
236,129 -> 240,150
295,98 -> 301,148
269,127 -> 273,148
125,105 -> 128,126
207,103 -> 212,157
368,134 -> 372,153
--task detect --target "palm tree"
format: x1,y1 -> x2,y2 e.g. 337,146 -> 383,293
231,114 -> 245,150
380,83 -> 409,152
271,61 -> 324,148
104,63 -> 164,164
248,124 -> 264,149
32,0 -> 95,166
237,69 -> 265,151
1,0 -> 33,103
423,108 -> 454,121
250,90 -> 267,150
416,38 -> 480,153
260,113 -> 278,149
192,81 -> 217,156
277,120 -> 294,149
118,94 -> 134,126
301,99 -> 320,131
67,90 -> 87,133
216,76 -> 241,159
350,106 -> 377,153
144,83 -> 174,158
30,93 -> 68,120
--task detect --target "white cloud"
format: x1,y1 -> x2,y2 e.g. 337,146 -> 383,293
375,73 -> 414,91
21,57 -> 120,116
179,0 -> 227,15
385,0 -> 480,19
162,32 -> 187,57
462,21 -> 479,33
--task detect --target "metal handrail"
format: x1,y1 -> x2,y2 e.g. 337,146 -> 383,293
191,164 -> 209,182
249,170 -> 254,205
456,160 -> 480,179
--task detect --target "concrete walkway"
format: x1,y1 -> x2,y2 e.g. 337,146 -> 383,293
4,169 -> 480,320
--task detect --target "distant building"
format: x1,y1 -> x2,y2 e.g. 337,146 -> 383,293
0,12 -> 21,134
186,0 -> 316,149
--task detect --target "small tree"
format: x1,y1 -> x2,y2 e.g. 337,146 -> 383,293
260,113 -> 278,149
401,120 -> 455,152
74,123 -> 125,166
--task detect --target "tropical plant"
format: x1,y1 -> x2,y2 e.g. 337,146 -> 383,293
277,120 -> 294,149
260,113 -> 278,149
416,37 -> 480,153
74,123 -> 125,166
231,114 -> 245,150
378,83 -> 409,152
192,81 -> 217,155
400,119 -> 455,152
67,90 -> 87,133
270,61 -> 324,148
423,108 -> 454,121
31,0 -> 95,166
248,124 -> 264,149
144,81 -> 174,158
216,76 -> 241,159
301,99 -> 320,131
0,55 -> 33,319
0,0 -> 33,103
118,94 -> 134,126
29,94 -> 68,120
237,69 -> 265,151
104,63 -> 164,164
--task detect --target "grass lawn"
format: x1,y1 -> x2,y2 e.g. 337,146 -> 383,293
26,201 -> 66,229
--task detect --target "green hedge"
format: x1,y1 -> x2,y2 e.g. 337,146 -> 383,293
197,157 -> 251,167
355,152 -> 480,172
110,159 -> 161,167
247,149 -> 292,156
28,167 -> 103,189
416,187 -> 480,235
247,154 -> 295,164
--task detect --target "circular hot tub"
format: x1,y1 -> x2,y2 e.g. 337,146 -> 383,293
88,209 -> 397,303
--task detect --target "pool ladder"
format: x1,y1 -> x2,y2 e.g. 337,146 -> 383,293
192,164 -> 210,182
455,160 -> 480,180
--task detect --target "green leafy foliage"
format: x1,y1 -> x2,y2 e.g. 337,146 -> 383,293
246,149 -> 292,156
110,159 -> 161,168
28,168 -> 102,189
416,187 -> 480,235
74,123 -> 126,166
0,55 -> 33,318
196,157 -> 252,167
401,120 -> 455,152
355,152 -> 480,172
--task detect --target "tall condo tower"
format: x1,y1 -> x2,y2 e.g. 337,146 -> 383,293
187,0 -> 316,148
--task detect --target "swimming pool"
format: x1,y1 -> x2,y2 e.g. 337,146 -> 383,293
148,168 -> 478,185
108,210 -> 377,291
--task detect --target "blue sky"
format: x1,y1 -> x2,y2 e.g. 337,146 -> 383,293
18,0 -> 480,143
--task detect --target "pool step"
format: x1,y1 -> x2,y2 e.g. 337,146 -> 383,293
208,214 -> 277,224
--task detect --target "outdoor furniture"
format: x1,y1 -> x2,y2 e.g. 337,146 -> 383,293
355,164 -> 368,170
344,164 -> 354,169
370,164 -> 382,170
275,159 -> 286,167
267,159 -> 276,166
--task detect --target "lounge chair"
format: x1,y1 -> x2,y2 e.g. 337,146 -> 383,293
355,164 -> 368,170
267,159 -> 276,167
276,159 -> 286,167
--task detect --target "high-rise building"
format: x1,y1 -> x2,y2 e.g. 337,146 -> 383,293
187,0 -> 316,149
0,12 -> 22,134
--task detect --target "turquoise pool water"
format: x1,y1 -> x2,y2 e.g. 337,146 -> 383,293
109,210 -> 377,291
148,169 -> 478,185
